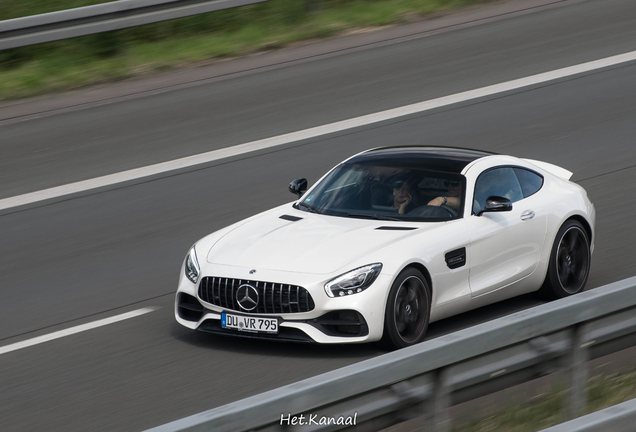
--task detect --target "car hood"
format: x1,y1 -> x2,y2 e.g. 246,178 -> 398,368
206,207 -> 436,274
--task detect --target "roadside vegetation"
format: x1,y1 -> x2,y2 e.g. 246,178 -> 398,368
0,0 -> 495,100
452,368 -> 636,432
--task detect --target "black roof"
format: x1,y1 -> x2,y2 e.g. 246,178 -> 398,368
347,146 -> 493,174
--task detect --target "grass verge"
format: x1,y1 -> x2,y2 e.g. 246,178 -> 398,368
452,368 -> 636,432
0,0 -> 496,100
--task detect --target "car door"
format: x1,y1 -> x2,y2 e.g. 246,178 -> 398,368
466,167 -> 547,297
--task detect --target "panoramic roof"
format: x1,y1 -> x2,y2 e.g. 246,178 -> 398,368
348,146 -> 493,174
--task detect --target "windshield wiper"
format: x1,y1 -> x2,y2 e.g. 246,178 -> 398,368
347,213 -> 401,221
298,202 -> 320,214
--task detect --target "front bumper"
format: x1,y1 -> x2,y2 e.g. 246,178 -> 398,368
174,265 -> 390,344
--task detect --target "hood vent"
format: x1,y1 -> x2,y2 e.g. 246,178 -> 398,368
280,215 -> 303,222
375,226 -> 417,231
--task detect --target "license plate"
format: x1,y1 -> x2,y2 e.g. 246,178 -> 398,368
222,312 -> 278,334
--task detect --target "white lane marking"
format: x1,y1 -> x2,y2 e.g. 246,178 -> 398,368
2,50 -> 636,213
0,307 -> 158,356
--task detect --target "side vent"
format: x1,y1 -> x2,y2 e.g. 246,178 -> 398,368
280,215 -> 303,222
445,247 -> 466,269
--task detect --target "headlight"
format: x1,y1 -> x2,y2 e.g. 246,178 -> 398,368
185,246 -> 200,284
325,263 -> 382,298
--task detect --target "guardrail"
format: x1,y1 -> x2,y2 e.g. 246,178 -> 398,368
0,0 -> 270,51
145,276 -> 636,432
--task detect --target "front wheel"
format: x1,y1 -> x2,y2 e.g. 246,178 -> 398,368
380,268 -> 431,350
539,220 -> 591,300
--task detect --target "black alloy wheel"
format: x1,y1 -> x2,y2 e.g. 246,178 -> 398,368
539,219 -> 591,299
381,268 -> 430,349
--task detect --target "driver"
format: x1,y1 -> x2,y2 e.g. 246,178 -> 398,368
428,179 -> 461,210
393,180 -> 418,215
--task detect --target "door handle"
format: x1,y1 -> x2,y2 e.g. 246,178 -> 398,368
521,210 -> 535,221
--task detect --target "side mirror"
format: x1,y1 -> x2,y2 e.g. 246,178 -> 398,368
477,196 -> 512,216
289,178 -> 308,198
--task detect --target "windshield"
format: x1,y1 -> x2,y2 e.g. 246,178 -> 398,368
297,162 -> 465,221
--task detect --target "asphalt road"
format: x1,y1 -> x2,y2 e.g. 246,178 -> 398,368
1,0 -> 636,430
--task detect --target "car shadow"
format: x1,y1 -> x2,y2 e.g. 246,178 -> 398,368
425,292 -> 546,340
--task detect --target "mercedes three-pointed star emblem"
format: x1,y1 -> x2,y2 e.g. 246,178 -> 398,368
236,284 -> 259,311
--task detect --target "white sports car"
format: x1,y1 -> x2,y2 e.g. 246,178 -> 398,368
175,147 -> 595,349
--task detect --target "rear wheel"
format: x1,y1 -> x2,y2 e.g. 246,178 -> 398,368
380,268 -> 430,350
539,220 -> 591,300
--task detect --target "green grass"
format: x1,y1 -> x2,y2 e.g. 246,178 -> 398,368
0,0 -> 496,100
452,369 -> 636,432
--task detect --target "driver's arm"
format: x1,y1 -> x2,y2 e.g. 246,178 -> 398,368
428,196 -> 460,209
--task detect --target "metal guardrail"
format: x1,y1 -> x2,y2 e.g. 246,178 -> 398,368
0,0 -> 270,51
145,276 -> 636,432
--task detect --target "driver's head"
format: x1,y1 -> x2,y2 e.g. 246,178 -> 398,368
394,179 -> 415,207
445,179 -> 461,197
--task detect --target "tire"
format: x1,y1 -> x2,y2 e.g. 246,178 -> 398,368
538,219 -> 591,300
380,268 -> 431,350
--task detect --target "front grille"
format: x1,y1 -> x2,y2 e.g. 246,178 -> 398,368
198,277 -> 315,314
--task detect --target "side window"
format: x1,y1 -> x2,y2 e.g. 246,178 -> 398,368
514,168 -> 544,198
473,167 -> 524,214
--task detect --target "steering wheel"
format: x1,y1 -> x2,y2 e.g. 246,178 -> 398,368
440,204 -> 458,218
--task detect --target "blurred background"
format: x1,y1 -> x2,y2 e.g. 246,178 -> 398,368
0,0 -> 490,99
